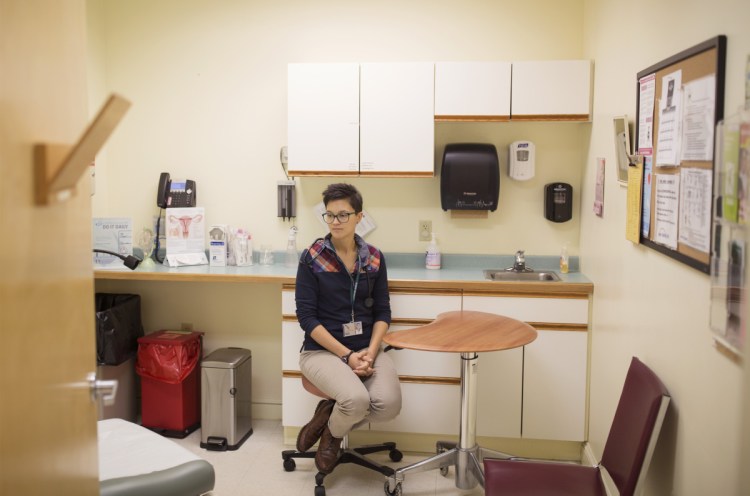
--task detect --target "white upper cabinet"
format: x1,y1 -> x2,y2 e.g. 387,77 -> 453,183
511,60 -> 592,121
359,62 -> 435,176
287,63 -> 360,175
434,62 -> 512,121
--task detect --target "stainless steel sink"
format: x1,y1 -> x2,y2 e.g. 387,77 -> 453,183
483,270 -> 560,282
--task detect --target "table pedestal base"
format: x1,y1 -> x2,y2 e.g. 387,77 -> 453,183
385,442 -> 513,494
384,352 -> 514,495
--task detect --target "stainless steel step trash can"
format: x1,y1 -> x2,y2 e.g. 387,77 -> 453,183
200,347 -> 253,450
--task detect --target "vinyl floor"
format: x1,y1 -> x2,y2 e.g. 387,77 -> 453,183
171,419 -> 485,496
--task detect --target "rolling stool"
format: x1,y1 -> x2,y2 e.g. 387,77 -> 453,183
281,375 -> 403,496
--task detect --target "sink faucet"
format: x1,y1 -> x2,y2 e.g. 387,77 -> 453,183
507,250 -> 533,272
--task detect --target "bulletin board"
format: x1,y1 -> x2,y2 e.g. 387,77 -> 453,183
635,36 -> 727,273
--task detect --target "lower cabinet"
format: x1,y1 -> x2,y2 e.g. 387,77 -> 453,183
522,329 -> 587,441
463,293 -> 590,442
281,287 -> 591,443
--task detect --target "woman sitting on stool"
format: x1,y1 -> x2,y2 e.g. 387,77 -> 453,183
295,183 -> 402,474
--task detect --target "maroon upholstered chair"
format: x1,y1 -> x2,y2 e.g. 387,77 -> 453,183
281,375 -> 402,496
484,357 -> 670,496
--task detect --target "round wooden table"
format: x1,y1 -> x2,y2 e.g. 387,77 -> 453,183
383,310 -> 537,494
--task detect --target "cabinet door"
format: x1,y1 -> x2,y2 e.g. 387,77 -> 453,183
435,62 -> 511,121
372,382 -> 460,435
522,329 -> 587,441
476,347 -> 523,438
463,294 -> 590,441
511,60 -> 592,121
287,63 -> 360,174
360,63 -> 435,175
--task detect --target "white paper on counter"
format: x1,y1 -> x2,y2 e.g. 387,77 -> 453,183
654,174 -> 680,249
165,207 -> 207,266
92,217 -> 132,269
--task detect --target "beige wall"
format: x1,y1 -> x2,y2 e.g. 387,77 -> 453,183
580,0 -> 750,495
88,0 -> 750,494
88,0 -> 586,256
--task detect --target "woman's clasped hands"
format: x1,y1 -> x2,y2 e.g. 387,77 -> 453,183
348,350 -> 375,377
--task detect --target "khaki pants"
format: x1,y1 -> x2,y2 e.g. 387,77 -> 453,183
299,348 -> 402,438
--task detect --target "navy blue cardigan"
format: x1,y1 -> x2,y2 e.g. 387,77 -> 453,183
295,234 -> 391,353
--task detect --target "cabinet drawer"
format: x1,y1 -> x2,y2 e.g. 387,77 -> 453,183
387,324 -> 459,378
373,382 -> 460,435
462,295 -> 588,324
282,376 -> 327,427
390,293 -> 462,320
282,321 -> 304,371
281,290 -> 295,316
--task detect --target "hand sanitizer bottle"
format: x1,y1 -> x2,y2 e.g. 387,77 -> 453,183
285,226 -> 298,268
426,233 -> 441,270
560,243 -> 569,274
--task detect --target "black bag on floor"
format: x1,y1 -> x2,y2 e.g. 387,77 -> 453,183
95,293 -> 145,366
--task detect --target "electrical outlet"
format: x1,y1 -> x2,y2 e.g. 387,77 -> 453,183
418,220 -> 432,241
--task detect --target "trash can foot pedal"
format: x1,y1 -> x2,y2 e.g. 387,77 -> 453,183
201,436 -> 228,451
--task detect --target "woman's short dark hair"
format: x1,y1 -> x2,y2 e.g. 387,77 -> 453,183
322,183 -> 363,213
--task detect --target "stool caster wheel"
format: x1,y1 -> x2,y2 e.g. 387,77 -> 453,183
384,480 -> 402,496
314,485 -> 326,496
389,449 -> 403,462
283,458 -> 296,472
439,466 -> 449,477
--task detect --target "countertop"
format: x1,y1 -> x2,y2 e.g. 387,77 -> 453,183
94,252 -> 592,295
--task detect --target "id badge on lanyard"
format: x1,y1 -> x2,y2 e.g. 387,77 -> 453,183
343,263 -> 364,337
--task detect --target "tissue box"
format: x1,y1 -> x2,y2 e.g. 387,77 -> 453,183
209,225 -> 228,267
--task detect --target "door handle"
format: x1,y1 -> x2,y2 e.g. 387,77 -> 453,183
87,372 -> 118,406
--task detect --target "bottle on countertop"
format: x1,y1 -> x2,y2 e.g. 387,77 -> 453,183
285,226 -> 298,268
560,243 -> 569,274
426,233 -> 441,270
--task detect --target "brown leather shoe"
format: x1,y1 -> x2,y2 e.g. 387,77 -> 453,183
314,425 -> 343,474
296,399 -> 335,452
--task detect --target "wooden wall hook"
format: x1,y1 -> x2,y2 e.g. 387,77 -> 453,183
34,94 -> 131,205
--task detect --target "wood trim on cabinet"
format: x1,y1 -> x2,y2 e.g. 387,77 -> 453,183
527,322 -> 588,332
288,170 -> 359,177
283,369 -> 460,386
389,279 -> 593,294
358,171 -> 434,177
462,289 -> 591,299
434,115 -> 510,122
388,287 -> 462,296
510,114 -> 590,122
390,318 -> 435,327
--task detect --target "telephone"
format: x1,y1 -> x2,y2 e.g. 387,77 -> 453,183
157,172 -> 196,208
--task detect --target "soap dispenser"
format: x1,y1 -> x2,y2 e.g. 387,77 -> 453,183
425,233 -> 441,270
285,226 -> 298,268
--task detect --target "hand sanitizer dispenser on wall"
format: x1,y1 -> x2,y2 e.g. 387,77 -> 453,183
508,141 -> 535,181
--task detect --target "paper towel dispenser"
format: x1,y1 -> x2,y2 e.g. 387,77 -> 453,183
440,143 -> 500,212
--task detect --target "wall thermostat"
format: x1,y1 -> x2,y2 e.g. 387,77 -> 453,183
509,141 -> 535,181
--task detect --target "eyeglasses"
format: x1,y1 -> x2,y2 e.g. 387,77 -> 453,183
322,211 -> 357,224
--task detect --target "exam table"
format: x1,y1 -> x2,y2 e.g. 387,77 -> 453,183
98,418 -> 215,496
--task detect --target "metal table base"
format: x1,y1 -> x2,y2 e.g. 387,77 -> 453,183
385,352 -> 512,494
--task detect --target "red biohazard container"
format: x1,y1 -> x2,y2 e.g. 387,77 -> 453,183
136,330 -> 203,437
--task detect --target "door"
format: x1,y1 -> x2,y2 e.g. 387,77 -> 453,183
0,2 -> 100,494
